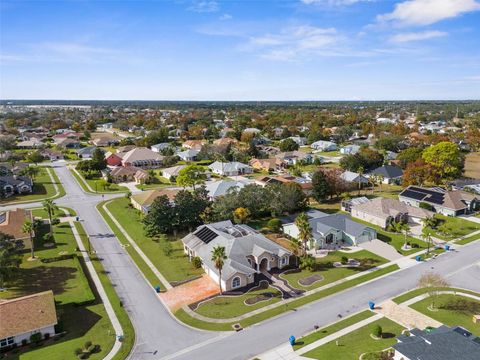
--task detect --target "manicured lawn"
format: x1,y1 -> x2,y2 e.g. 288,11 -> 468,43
74,221 -> 135,360
392,287 -> 480,304
352,217 -> 426,255
293,310 -> 375,350
303,317 -> 405,360
194,281 -> 283,319
456,233 -> 480,245
429,215 -> 480,240
409,247 -> 445,261
104,197 -> 204,284
1,221 -> 116,360
280,250 -> 388,291
0,167 -> 62,204
136,170 -> 173,190
30,206 -> 75,219
410,294 -> 480,336
70,168 -> 127,193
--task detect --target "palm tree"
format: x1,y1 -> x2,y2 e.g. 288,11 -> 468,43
42,199 -> 58,237
401,222 -> 411,249
22,220 -> 36,260
357,166 -> 364,195
23,166 -> 39,181
289,238 -> 301,267
295,212 -> 312,256
421,227 -> 433,255
211,245 -> 227,294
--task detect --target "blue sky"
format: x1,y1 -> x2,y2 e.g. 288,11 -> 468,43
1,0 -> 479,100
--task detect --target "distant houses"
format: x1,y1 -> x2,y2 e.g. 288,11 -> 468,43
121,147 -> 164,168
208,161 -> 253,177
368,165 -> 403,185
311,140 -> 337,152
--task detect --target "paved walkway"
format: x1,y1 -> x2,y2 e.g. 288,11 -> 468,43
261,270 -> 298,298
359,239 -> 403,261
118,181 -> 142,194
373,299 -> 441,330
69,220 -> 123,360
101,200 -> 173,290
160,275 -> 219,311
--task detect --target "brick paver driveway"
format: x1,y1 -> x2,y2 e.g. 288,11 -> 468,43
374,299 -> 442,330
159,274 -> 219,311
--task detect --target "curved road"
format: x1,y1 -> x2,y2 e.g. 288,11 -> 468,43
4,163 -> 480,360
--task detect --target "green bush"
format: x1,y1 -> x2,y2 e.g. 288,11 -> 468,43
371,324 -> 383,338
300,256 -> 316,271
341,256 -> 348,264
74,348 -> 83,356
267,218 -> 282,232
30,333 -> 42,344
192,256 -> 202,269
84,341 -> 92,350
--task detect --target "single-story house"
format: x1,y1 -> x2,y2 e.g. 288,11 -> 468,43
340,145 -> 360,155
121,147 -> 164,169
287,136 -> 307,146
161,164 -> 187,180
107,166 -> 149,184
40,149 -> 64,161
76,146 -> 98,159
283,210 -> 376,249
368,165 -> 404,184
176,149 -> 200,162
131,189 -> 180,213
249,158 -> 279,172
92,137 -> 119,147
105,151 -> 123,166
275,151 -> 313,166
392,326 -> 479,360
205,179 -> 253,199
351,197 -> 434,229
340,171 -> 369,185
255,175 -> 312,193
0,291 -> 57,349
16,138 -> 44,149
0,175 -> 33,197
340,196 -> 370,212
183,140 -> 206,150
182,221 -> 292,291
0,208 -> 33,249
399,185 -> 480,216
55,138 -> 80,149
310,140 -> 337,152
151,143 -> 172,153
208,161 -> 253,176
0,163 -> 29,176
213,137 -> 237,146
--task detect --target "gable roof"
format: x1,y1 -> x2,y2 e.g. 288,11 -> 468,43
208,161 -> 252,173
131,189 -> 179,206
400,185 -> 477,211
352,197 -> 433,219
205,179 -> 253,198
370,165 -> 403,179
0,291 -> 57,339
121,147 -> 164,163
0,208 -> 32,240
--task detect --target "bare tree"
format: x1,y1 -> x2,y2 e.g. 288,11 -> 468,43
417,272 -> 450,310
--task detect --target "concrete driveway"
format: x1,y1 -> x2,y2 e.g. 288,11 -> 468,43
359,239 -> 403,261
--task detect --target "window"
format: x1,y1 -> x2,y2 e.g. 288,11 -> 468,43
0,337 -> 14,348
232,277 -> 241,289
281,257 -> 287,266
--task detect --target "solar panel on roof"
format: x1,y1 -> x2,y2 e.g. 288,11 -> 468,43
402,189 -> 426,201
194,227 -> 218,244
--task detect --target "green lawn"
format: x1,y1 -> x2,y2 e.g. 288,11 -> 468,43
429,215 -> 480,240
294,310 -> 375,350
136,170 -> 173,190
410,294 -> 480,336
303,317 -> 404,360
70,168 -> 127,193
392,287 -> 480,304
353,217 -> 426,255
1,221 -> 116,360
74,222 -> 135,360
0,167 -> 63,204
280,250 -> 388,291
194,281 -> 283,319
456,233 -> 480,245
104,197 -> 204,284
30,206 -> 75,219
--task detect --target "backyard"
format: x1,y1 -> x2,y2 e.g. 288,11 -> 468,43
302,317 -> 404,360
104,197 -> 204,284
0,167 -> 63,204
0,220 -> 115,360
280,250 -> 388,291
409,294 -> 480,336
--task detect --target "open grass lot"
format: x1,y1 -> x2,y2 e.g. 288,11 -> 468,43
136,170 -> 173,190
70,168 -> 127,193
280,250 -> 388,291
194,281 -> 283,319
464,152 -> 480,179
0,167 -> 62,204
410,294 -> 480,336
105,197 -> 203,284
74,222 -> 135,360
0,221 -> 115,360
352,217 -> 426,255
429,214 -> 480,240
303,317 -> 404,360
293,310 -> 375,350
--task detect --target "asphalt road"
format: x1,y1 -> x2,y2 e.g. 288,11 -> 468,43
3,162 -> 480,360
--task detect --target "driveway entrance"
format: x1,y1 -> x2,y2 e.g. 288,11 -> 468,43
358,239 -> 403,261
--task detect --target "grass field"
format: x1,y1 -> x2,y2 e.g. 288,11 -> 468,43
136,170 -> 173,190
104,197 -> 203,284
410,294 -> 480,336
1,220 -> 116,360
194,282 -> 283,319
280,250 -> 387,291
302,317 -> 404,360
0,167 -> 63,204
429,214 -> 480,240
464,152 -> 480,179
70,168 -> 127,193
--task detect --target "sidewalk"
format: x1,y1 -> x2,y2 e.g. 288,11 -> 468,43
69,220 -> 123,360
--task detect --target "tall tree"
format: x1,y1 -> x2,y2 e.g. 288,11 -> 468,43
422,141 -> 464,182
26,151 -> 44,165
295,212 -> 312,256
90,148 -> 107,170
176,164 -> 207,190
42,199 -> 59,237
0,232 -> 21,288
211,245 -> 227,294
233,207 -> 251,224
21,220 -> 36,260
312,170 -> 330,202
143,196 -> 175,236
417,272 -> 450,309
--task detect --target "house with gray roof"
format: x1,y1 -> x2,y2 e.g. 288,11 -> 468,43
77,146 -> 98,159
205,179 -> 253,199
283,210 -> 376,249
208,161 -> 253,177
0,175 -> 33,198
368,165 -> 403,184
182,221 -> 292,291
176,148 -> 200,162
392,326 -> 480,360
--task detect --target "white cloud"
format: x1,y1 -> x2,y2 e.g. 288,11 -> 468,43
390,30 -> 448,42
378,0 -> 480,26
188,1 -> 219,13
219,14 -> 232,21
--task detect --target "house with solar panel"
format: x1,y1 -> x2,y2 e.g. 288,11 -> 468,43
181,221 -> 292,291
399,185 -> 480,217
